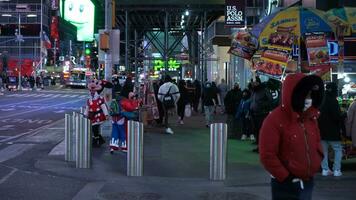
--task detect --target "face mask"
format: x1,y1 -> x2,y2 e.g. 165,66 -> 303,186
303,98 -> 313,111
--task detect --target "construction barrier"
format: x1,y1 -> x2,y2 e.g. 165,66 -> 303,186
127,120 -> 144,176
210,123 -> 227,181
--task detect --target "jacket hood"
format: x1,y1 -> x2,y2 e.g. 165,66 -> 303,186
282,73 -> 324,116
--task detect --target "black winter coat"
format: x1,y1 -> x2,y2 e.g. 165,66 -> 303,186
318,84 -> 343,141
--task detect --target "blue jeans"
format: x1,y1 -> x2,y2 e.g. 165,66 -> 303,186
321,140 -> 342,171
110,122 -> 126,148
271,178 -> 314,200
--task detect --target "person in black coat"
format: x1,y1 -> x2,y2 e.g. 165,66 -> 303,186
121,77 -> 134,98
177,80 -> 188,124
318,82 -> 344,177
193,80 -> 201,112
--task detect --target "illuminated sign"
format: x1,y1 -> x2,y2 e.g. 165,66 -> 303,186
153,59 -> 180,71
61,0 -> 94,42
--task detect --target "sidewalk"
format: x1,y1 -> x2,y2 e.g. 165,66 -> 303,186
38,113 -> 356,200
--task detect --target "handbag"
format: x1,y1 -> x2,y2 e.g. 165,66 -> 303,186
184,104 -> 192,117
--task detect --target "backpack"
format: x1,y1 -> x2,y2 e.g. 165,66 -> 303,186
109,99 -> 121,116
163,85 -> 175,109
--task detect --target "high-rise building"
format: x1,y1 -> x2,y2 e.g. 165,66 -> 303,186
0,0 -> 50,76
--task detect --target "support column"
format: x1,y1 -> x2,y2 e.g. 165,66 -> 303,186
104,0 -> 113,81
125,10 -> 129,72
164,11 -> 169,75
134,30 -> 139,90
203,11 -> 207,82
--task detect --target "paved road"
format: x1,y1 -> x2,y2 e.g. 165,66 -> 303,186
0,89 -> 87,141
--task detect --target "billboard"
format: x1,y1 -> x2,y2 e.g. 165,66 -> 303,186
61,0 -> 94,41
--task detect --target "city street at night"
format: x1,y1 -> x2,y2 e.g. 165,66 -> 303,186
1,0 -> 356,199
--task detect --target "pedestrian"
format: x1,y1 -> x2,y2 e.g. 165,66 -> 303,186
177,80 -> 188,125
259,73 -> 324,200
318,82 -> 344,177
121,76 -> 134,98
202,82 -> 218,127
193,80 -> 201,113
29,76 -> 35,89
112,76 -> 122,100
153,80 -> 164,125
224,83 -> 242,138
250,77 -> 273,153
236,89 -> 253,141
186,80 -> 195,108
157,75 -> 180,134
218,79 -> 228,108
346,98 -> 356,147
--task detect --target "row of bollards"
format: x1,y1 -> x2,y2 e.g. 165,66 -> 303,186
64,109 -> 92,168
64,110 -> 227,181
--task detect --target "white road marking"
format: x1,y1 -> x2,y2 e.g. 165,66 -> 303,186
0,168 -> 17,185
0,108 -> 15,111
0,98 -> 83,120
0,125 -> 15,131
52,94 -> 61,98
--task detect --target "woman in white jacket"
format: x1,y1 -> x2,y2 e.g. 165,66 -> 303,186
346,99 -> 356,147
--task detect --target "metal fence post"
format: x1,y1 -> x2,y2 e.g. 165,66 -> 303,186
65,113 -> 75,161
127,120 -> 143,176
76,114 -> 92,168
210,123 -> 227,181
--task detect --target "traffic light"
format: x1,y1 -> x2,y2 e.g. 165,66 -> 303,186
85,43 -> 91,55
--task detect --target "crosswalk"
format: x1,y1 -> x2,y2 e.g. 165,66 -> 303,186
4,93 -> 88,99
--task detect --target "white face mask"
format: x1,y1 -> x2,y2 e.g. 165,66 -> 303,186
303,98 -> 313,111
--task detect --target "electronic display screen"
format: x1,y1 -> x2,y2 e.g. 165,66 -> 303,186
61,0 -> 94,41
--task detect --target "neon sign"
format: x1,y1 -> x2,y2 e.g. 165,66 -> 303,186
153,59 -> 180,71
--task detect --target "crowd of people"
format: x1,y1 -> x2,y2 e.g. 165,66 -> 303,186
0,74 -> 47,91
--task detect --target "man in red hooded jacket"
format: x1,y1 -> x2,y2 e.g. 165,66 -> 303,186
259,73 -> 324,200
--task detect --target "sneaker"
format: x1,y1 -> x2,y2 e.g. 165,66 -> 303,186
333,170 -> 342,177
322,169 -> 333,176
241,134 -> 247,140
180,120 -> 184,125
166,128 -> 174,134
249,134 -> 256,141
206,124 -> 210,128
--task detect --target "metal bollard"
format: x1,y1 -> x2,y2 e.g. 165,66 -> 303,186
127,120 -> 144,176
80,106 -> 85,115
210,123 -> 228,181
76,114 -> 92,168
64,113 -> 75,161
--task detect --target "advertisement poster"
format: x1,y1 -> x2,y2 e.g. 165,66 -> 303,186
225,0 -> 245,27
305,33 -> 330,69
228,32 -> 257,60
253,58 -> 285,80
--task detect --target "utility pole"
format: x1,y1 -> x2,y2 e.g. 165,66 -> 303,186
17,13 -> 23,91
104,0 -> 113,82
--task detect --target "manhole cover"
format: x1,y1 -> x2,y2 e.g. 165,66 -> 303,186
199,192 -> 263,200
101,192 -> 162,200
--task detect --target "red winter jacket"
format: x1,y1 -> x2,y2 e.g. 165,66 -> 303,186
259,73 -> 324,182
